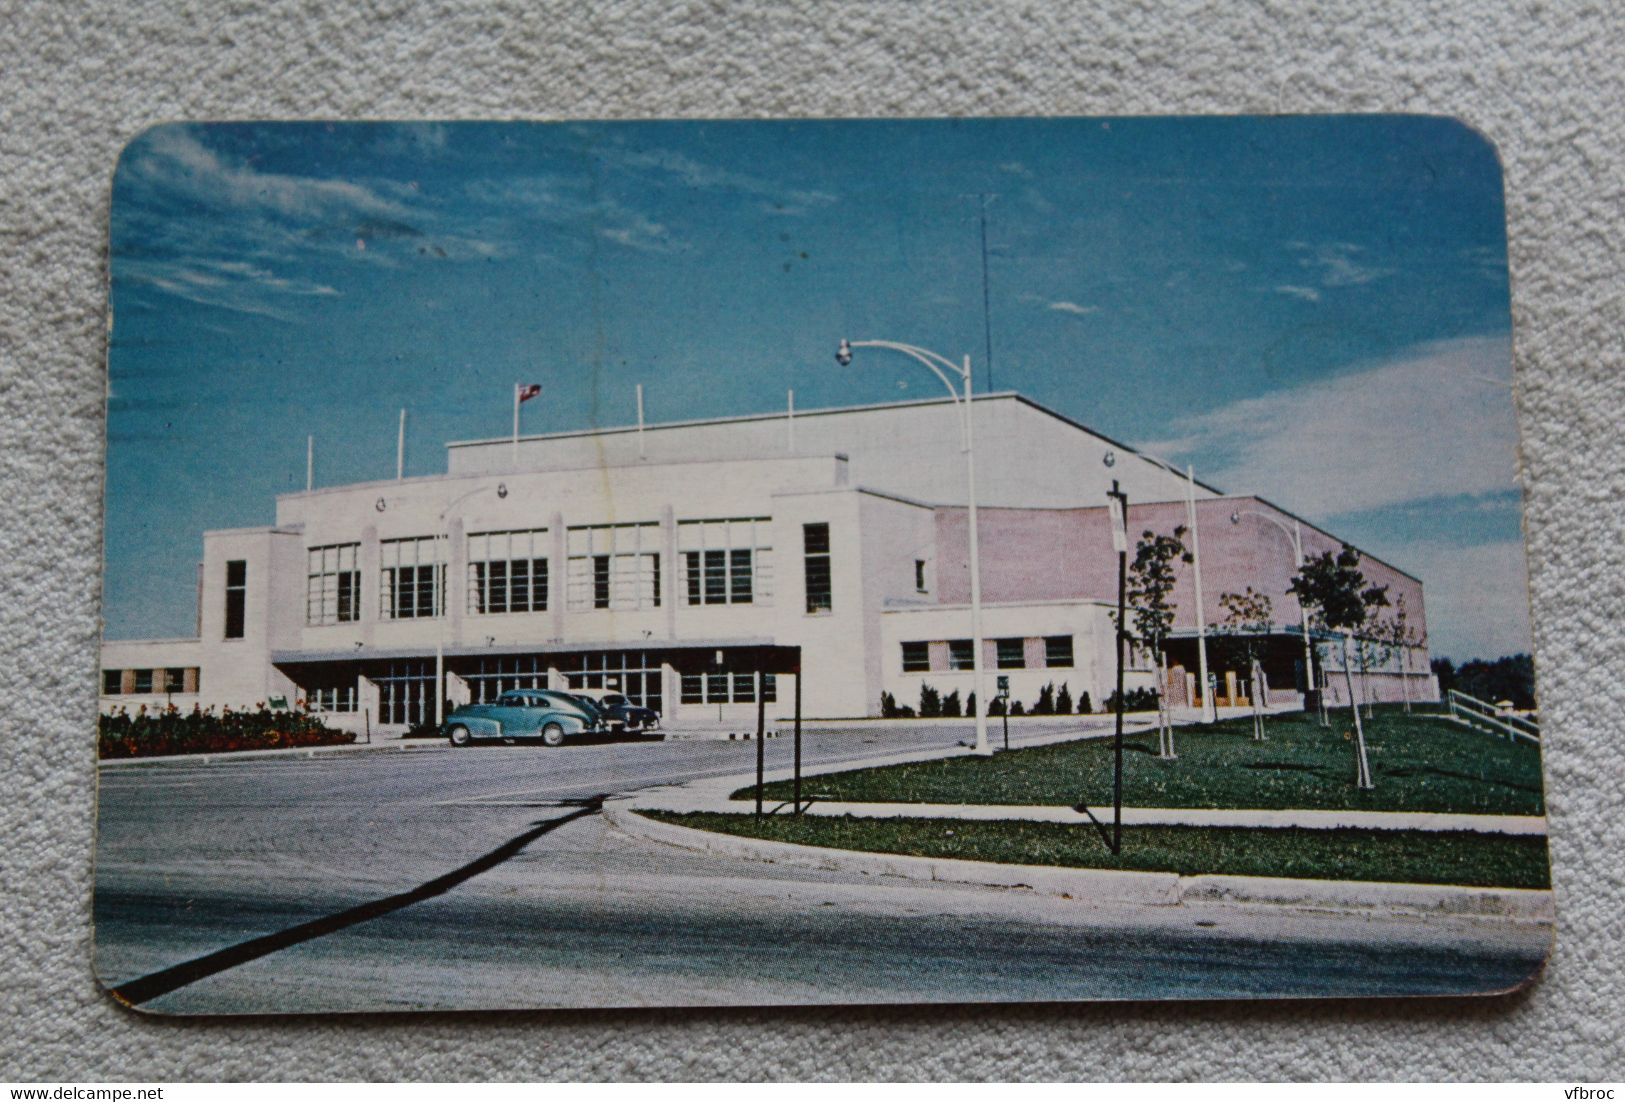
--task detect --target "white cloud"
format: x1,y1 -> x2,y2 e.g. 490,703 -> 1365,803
1047,300 -> 1099,316
1273,284 -> 1321,302
1146,334 -> 1519,516
1289,240 -> 1393,288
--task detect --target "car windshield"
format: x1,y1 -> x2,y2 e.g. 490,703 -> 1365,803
603,695 -> 628,708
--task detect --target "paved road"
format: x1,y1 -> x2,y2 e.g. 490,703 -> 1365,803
93,723 -> 1551,1013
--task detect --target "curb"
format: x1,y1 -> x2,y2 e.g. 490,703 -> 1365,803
602,799 -> 1182,905
97,740 -> 449,769
604,801 -> 1554,923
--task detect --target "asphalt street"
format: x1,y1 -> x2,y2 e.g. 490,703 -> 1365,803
93,723 -> 1551,1013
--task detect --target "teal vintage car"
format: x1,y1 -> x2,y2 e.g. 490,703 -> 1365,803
442,689 -> 598,747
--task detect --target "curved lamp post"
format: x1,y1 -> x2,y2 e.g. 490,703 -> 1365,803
1229,508 -> 1319,723
433,481 -> 509,726
1116,449 -> 1214,723
836,339 -> 990,755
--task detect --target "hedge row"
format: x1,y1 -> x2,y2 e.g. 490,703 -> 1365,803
98,703 -> 355,759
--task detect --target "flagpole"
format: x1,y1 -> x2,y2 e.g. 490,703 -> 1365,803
511,382 -> 520,469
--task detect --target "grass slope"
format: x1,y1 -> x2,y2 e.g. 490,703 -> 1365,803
745,707 -> 1545,817
651,812 -> 1552,889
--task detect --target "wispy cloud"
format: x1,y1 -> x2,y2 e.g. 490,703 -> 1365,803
1395,539 -> 1532,660
1144,334 -> 1518,517
608,145 -> 838,213
1288,240 -> 1394,289
1047,300 -> 1099,316
1273,284 -> 1322,302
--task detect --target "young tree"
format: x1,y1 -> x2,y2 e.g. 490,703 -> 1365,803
1374,595 -> 1422,714
1289,545 -> 1389,789
1056,682 -> 1074,715
1118,526 -> 1191,759
1216,587 -> 1273,740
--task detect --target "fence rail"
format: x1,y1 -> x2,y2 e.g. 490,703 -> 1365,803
1445,689 -> 1540,744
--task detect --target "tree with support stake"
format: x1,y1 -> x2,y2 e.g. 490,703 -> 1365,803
1289,545 -> 1390,790
1117,525 -> 1191,759
1216,587 -> 1274,741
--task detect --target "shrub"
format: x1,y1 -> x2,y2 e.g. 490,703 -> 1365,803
98,702 -> 355,759
919,683 -> 942,718
1079,691 -> 1093,714
1103,687 -> 1160,713
880,690 -> 900,718
941,690 -> 961,717
1056,683 -> 1074,714
1032,682 -> 1056,715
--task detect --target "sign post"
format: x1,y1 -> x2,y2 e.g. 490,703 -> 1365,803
997,674 -> 1010,750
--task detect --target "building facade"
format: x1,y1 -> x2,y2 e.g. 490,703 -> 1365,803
99,393 -> 1438,729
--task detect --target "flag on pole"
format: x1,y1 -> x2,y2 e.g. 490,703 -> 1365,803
1107,492 -> 1127,554
516,383 -> 542,403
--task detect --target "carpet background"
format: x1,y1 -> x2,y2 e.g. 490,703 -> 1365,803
2,0 -> 1621,1081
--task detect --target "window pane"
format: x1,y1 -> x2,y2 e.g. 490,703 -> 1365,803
948,639 -> 974,670
1045,635 -> 1074,668
733,672 -> 755,703
997,638 -> 1026,669
803,522 -> 829,555
102,670 -> 121,695
901,642 -> 930,672
729,548 -> 753,603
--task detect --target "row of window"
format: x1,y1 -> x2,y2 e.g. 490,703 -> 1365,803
288,518 -> 803,628
102,667 -> 199,695
900,635 -> 1074,673
679,671 -> 779,705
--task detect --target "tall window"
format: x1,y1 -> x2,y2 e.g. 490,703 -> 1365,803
566,523 -> 660,610
465,654 -> 548,702
377,659 -> 434,725
803,523 -> 831,613
380,537 -> 442,620
132,669 -> 154,694
223,560 -> 246,639
307,683 -> 357,713
102,670 -> 121,695
947,639 -> 974,670
306,543 -> 360,625
915,559 -> 927,592
900,642 -> 930,672
679,517 -> 772,606
558,650 -> 664,713
1044,635 -> 1075,668
468,528 -> 548,614
996,638 -> 1026,669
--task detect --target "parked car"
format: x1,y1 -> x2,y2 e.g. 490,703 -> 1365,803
442,689 -> 597,747
567,688 -> 662,735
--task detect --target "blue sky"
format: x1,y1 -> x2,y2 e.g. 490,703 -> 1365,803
105,117 -> 1525,660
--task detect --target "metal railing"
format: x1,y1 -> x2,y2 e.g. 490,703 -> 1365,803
1446,688 -> 1541,744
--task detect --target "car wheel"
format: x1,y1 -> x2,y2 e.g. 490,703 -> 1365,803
541,722 -> 566,747
448,725 -> 471,747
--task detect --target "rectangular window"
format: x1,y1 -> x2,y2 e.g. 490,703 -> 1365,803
380,537 -> 443,620
915,559 -> 928,592
468,529 -> 549,614
102,669 -> 121,695
224,559 -> 246,639
132,669 -> 154,694
901,642 -> 930,672
306,543 -> 361,625
997,638 -> 1026,669
948,639 -> 974,670
377,659 -> 434,725
803,522 -> 831,613
681,669 -> 775,704
307,684 -> 358,713
163,668 -> 186,693
678,518 -> 772,606
566,523 -> 661,610
1044,634 -> 1075,668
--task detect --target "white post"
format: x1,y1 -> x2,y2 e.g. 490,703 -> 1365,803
964,356 -> 989,755
306,434 -> 314,493
787,388 -> 796,452
1292,520 -> 1324,726
1185,466 -> 1212,723
511,383 -> 520,469
636,383 -> 646,458
397,409 -> 406,481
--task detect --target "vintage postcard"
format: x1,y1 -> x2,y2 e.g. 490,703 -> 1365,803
95,117 -> 1550,1013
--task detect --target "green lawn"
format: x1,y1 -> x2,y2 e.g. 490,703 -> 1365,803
649,812 -> 1552,889
744,707 -> 1545,816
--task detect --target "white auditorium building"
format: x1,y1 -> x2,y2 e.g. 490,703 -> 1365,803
99,393 -> 1437,731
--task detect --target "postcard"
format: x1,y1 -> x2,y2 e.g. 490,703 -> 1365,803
95,117 -> 1550,1013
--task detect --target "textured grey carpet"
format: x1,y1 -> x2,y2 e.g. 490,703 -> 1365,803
3,0 -> 1621,1082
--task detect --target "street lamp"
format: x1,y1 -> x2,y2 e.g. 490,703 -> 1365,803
1114,449 -> 1215,723
1230,508 -> 1321,724
434,480 -> 508,726
835,339 -> 991,755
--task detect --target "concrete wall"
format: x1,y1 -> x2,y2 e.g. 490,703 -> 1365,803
446,394 -> 1205,509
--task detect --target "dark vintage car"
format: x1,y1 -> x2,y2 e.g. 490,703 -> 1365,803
569,690 -> 662,735
442,689 -> 597,747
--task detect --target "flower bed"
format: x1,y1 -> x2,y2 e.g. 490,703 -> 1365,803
98,703 -> 356,759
